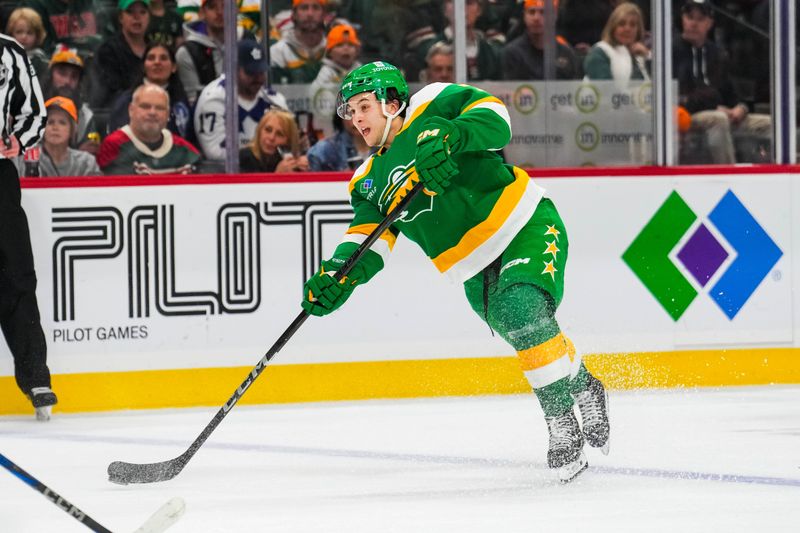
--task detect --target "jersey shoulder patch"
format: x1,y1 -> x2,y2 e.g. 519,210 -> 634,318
348,155 -> 375,195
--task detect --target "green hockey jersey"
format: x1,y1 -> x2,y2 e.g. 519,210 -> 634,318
343,82 -> 545,282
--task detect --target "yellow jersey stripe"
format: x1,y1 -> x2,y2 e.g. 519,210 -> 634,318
431,166 -> 528,272
461,96 -> 504,114
346,224 -> 397,250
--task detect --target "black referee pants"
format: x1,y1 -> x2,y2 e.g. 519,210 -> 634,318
0,159 -> 50,394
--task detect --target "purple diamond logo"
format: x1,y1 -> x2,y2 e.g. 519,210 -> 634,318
677,224 -> 729,287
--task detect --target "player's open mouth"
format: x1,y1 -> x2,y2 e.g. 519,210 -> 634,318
361,128 -> 370,137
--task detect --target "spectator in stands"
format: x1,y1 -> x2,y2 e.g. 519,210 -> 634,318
440,0 -> 503,81
21,96 -> 102,176
673,0 -> 771,164
195,39 -> 289,162
97,84 -> 201,175
240,109 -> 309,173
42,46 -> 100,155
307,112 -> 373,171
90,0 -> 150,110
584,2 -> 650,86
270,0 -> 327,84
503,0 -> 581,80
147,0 -> 184,49
22,0 -> 104,55
421,41 -> 455,83
176,0 -> 225,104
310,24 -> 362,95
556,0 -> 617,56
108,42 -> 192,139
6,8 -> 49,80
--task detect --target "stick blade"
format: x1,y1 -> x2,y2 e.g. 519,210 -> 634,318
133,497 -> 186,533
108,459 -> 184,485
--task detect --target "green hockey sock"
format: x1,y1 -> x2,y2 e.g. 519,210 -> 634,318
569,362 -> 591,395
532,377 -> 574,417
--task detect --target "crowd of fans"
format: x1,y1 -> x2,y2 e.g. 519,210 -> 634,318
0,0 -> 784,175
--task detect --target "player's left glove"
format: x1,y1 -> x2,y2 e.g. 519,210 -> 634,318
414,116 -> 461,195
301,244 -> 384,317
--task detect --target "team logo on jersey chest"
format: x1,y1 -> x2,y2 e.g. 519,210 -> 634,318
379,161 -> 435,223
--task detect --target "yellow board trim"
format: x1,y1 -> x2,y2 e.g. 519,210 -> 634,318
1,348 -> 799,415
431,166 -> 528,272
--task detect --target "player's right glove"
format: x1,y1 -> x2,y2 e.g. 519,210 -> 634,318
414,116 -> 462,195
301,244 -> 384,317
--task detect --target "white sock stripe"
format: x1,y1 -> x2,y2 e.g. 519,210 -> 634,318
524,355 -> 571,388
570,350 -> 583,379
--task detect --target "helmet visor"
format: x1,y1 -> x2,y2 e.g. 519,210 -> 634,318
336,91 -> 352,120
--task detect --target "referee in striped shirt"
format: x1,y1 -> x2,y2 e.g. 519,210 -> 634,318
0,33 -> 56,420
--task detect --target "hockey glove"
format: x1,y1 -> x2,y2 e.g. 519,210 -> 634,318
414,116 -> 462,195
301,244 -> 384,317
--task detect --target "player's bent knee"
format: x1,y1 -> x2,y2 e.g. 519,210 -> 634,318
491,283 -> 560,350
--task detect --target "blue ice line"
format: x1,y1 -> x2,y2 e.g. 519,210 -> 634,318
3,429 -> 799,488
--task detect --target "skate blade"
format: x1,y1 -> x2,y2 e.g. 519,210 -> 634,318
558,451 -> 588,484
35,406 -> 52,422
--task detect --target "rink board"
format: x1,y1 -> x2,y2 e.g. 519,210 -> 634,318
1,166 -> 798,413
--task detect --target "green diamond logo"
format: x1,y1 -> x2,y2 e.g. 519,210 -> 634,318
622,191 -> 698,320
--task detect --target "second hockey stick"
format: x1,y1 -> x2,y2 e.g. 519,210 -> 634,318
108,181 -> 426,484
0,452 -> 185,532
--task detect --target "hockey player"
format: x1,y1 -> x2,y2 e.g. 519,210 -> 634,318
301,62 -> 610,482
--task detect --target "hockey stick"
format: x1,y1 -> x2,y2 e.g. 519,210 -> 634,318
108,181 -> 426,484
0,453 -> 185,532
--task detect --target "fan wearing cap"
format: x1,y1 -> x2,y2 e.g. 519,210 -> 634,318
310,24 -> 362,95
673,0 -> 771,164
270,0 -> 327,84
90,0 -> 151,109
502,0 -> 581,81
26,97 -> 101,177
42,46 -> 100,155
194,39 -> 289,162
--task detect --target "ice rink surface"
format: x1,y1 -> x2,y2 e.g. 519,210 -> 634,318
2,386 -> 799,532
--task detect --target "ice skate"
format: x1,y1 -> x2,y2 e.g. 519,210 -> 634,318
574,374 -> 610,454
28,387 -> 58,421
545,410 -> 587,483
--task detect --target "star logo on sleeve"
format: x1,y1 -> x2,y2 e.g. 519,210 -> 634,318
543,240 -> 560,259
544,225 -> 560,240
542,260 -> 557,280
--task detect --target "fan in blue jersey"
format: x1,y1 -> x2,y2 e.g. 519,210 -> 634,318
194,39 -> 288,162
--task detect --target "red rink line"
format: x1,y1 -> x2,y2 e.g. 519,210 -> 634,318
20,164 -> 800,189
